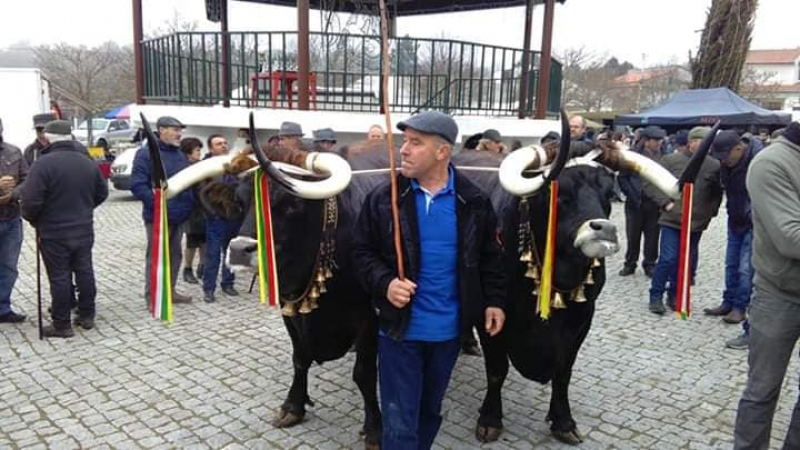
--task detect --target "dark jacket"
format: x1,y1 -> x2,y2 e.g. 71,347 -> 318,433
0,141 -> 28,221
618,142 -> 664,208
130,140 -> 195,224
352,168 -> 506,341
656,151 -> 722,232
721,146 -> 754,235
20,140 -> 108,239
23,139 -> 47,166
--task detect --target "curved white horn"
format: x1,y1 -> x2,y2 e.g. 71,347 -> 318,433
499,145 -> 549,196
619,150 -> 680,199
165,154 -> 242,199
286,152 -> 352,199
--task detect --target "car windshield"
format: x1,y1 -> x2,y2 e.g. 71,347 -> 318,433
78,119 -> 109,131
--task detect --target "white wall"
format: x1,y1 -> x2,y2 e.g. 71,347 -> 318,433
747,63 -> 800,85
0,68 -> 49,148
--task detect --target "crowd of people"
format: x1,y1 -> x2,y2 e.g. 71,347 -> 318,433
1,108 -> 800,448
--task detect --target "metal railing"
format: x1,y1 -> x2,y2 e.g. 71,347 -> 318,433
141,31 -> 562,117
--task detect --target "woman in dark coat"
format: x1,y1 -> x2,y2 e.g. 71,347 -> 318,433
179,137 -> 206,284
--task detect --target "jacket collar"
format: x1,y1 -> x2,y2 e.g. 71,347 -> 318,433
398,164 -> 484,206
43,140 -> 86,155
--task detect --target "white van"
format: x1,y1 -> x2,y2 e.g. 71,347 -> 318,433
110,146 -> 140,191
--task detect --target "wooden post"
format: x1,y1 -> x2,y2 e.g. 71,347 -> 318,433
133,0 -> 144,104
535,0 -> 556,119
221,0 -> 231,107
517,0 -> 534,119
297,0 -> 310,111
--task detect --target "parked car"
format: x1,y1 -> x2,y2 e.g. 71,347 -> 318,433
110,146 -> 139,191
74,118 -> 138,150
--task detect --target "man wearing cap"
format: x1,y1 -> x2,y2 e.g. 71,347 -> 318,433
24,113 -> 56,166
703,131 -> 754,339
0,117 -> 28,324
734,121 -> 800,448
477,129 -> 506,154
618,125 -> 667,277
352,111 -> 506,449
21,121 -> 108,338
312,128 -> 337,152
278,121 -> 304,149
646,126 -> 722,314
130,116 -> 195,305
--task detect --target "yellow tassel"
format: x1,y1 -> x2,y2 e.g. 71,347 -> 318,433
552,292 -> 567,309
574,287 -> 588,303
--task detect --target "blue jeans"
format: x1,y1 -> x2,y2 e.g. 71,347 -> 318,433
650,226 -> 701,302
0,217 -> 23,315
723,227 -> 753,313
203,217 -> 241,293
379,335 -> 460,450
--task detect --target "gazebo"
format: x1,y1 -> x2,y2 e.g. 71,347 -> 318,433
131,0 -> 566,119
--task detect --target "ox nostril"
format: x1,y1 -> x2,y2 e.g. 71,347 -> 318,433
589,221 -> 603,231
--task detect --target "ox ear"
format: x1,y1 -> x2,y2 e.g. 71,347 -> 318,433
140,113 -> 167,189
249,112 -> 297,193
678,121 -> 720,188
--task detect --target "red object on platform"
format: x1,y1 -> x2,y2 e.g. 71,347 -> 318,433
249,71 -> 317,109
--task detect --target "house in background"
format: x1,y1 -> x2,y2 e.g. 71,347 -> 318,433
744,48 -> 800,116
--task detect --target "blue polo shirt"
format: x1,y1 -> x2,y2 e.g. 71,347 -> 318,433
404,167 -> 460,342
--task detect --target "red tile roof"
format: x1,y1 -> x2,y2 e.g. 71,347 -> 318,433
746,49 -> 800,65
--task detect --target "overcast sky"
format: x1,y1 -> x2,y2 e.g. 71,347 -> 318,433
1,0 -> 798,66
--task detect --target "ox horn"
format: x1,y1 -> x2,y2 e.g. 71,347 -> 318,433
499,109 -> 571,196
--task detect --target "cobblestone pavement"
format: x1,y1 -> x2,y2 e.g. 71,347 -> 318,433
1,189 -> 799,449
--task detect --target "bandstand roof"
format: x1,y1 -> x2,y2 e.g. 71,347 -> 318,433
235,0 -> 566,16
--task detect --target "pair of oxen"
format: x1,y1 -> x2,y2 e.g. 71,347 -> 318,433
148,113 -> 713,448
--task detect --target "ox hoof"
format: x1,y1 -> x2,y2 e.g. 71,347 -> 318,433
271,408 -> 304,428
475,425 -> 503,443
552,428 -> 584,445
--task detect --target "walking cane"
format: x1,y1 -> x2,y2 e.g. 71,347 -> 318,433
36,229 -> 43,340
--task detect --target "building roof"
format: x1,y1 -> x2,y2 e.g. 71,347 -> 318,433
234,0 -> 566,16
746,48 -> 800,65
614,68 -> 676,85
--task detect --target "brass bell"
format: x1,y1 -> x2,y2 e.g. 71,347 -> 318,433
309,298 -> 320,311
552,292 -> 567,309
298,300 -> 312,314
592,259 -> 602,268
318,281 -> 327,294
585,270 -> 595,285
520,250 -> 533,262
309,285 -> 321,300
524,264 -> 538,279
324,267 -> 334,279
281,303 -> 297,317
574,287 -> 588,303
315,271 -> 326,283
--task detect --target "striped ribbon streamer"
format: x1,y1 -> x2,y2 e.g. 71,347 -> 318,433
538,180 -> 559,320
675,183 -> 694,320
149,188 -> 173,321
254,169 -> 279,306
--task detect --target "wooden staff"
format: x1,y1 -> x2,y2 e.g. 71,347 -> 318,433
378,0 -> 405,280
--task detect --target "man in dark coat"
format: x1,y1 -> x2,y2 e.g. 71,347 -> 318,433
21,121 -> 108,338
352,111 -> 506,449
130,116 -> 195,304
23,113 -> 56,166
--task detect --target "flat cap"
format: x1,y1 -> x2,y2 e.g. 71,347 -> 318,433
675,129 -> 689,146
541,131 -> 561,144
44,120 -> 72,135
640,125 -> 666,140
156,116 -> 185,129
33,113 -> 57,128
278,121 -> 304,137
689,126 -> 711,141
312,128 -> 336,142
711,130 -> 744,158
397,111 -> 458,145
483,129 -> 502,143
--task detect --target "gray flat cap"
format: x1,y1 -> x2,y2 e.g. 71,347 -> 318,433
313,128 -> 337,142
156,116 -> 185,129
44,120 -> 72,135
279,121 -> 304,137
483,129 -> 502,143
397,111 -> 458,145
33,113 -> 57,128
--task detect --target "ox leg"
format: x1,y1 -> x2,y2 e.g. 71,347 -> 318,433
475,328 -> 509,443
353,317 -> 381,450
273,318 -> 313,429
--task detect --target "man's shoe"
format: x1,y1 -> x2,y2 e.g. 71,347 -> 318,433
649,300 -> 666,315
666,295 -> 676,311
221,286 -> 239,297
644,267 -> 654,278
726,333 -> 749,350
172,292 -> 192,304
703,304 -> 732,316
73,316 -> 95,330
618,266 -> 635,276
723,309 -> 746,324
42,325 -> 75,338
0,311 -> 27,323
203,291 -> 216,303
183,268 -> 199,284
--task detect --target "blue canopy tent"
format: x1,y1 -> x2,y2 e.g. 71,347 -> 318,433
615,88 -> 791,128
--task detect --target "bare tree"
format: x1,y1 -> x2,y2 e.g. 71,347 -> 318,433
739,66 -> 783,107
691,0 -> 759,91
